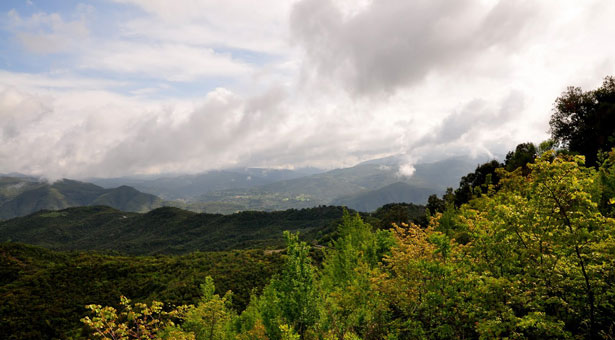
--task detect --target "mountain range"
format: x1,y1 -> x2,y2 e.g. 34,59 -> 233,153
191,156 -> 484,212
1,155 -> 488,218
0,177 -> 161,220
89,167 -> 323,200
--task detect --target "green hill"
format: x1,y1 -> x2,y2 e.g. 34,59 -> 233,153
0,177 -> 162,220
0,242 -> 283,339
332,181 -> 434,212
0,205 -> 346,255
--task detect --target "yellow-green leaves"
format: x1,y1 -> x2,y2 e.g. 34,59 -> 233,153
81,297 -> 182,340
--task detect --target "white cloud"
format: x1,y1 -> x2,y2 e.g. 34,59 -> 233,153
1,0 -> 615,179
81,42 -> 254,81
0,70 -> 126,90
397,163 -> 416,178
8,9 -> 90,54
112,0 -> 294,55
290,0 -> 545,95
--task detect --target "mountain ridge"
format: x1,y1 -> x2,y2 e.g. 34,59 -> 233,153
0,205 -> 346,254
0,177 -> 162,220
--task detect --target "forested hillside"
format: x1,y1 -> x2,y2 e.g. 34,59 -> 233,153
0,178 -> 162,220
0,205 -> 346,254
0,243 -> 283,339
0,202 -> 429,340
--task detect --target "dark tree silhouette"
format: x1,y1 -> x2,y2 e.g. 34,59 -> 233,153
550,76 -> 615,166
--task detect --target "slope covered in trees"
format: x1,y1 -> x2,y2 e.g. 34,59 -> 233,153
0,206 -> 346,254
0,177 -> 162,220
0,242 -> 283,340
331,182 -> 434,212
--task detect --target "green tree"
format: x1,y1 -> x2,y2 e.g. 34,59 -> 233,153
259,231 -> 319,340
232,294 -> 269,339
550,76 -> 615,166
379,219 -> 476,339
597,148 -> 615,217
426,194 -> 445,214
454,160 -> 502,206
458,153 -> 615,338
174,276 -> 235,340
318,212 -> 394,339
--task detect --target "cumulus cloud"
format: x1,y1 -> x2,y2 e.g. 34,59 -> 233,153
1,0 -> 615,179
397,163 -> 416,178
0,82 -> 401,179
290,0 -> 543,95
417,90 -> 525,146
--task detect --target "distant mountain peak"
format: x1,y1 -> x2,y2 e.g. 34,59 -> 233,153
0,176 -> 162,220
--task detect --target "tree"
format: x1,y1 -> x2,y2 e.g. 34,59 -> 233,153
175,276 -> 235,340
378,219 -> 476,339
259,231 -> 319,340
458,153 -> 615,338
504,142 -> 537,174
454,160 -> 502,206
81,297 -> 189,340
426,194 -> 445,215
550,76 -> 615,166
318,212 -> 394,339
82,277 -> 237,340
597,148 -> 615,217
378,152 -> 615,339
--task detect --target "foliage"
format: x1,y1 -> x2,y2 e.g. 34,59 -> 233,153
550,75 -> 615,166
259,231 -> 319,340
82,297 -> 186,340
318,211 -> 394,340
454,159 -> 502,206
74,152 -> 615,339
598,149 -> 615,217
0,243 -> 282,339
0,205 -> 345,254
504,142 -> 537,174
166,276 -> 236,340
378,220 -> 476,339
371,202 -> 427,228
456,152 -> 615,338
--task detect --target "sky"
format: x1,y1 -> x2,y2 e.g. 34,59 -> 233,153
0,0 -> 614,179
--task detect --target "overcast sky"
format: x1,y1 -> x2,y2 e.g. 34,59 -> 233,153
1,0 -> 614,179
